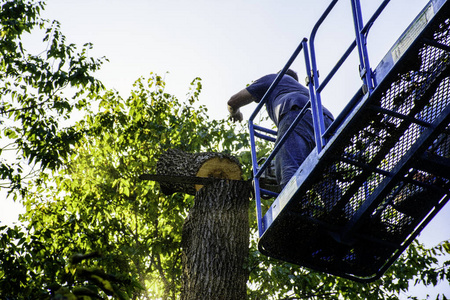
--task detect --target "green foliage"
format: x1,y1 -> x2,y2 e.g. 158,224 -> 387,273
0,225 -> 141,299
0,0 -> 106,196
0,1 -> 449,299
246,237 -> 450,300
6,73 -> 249,299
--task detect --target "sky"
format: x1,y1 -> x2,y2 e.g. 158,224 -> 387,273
2,0 -> 450,297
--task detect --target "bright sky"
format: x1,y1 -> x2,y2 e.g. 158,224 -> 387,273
35,0 -> 437,119
40,0 -> 338,120
2,0 -> 450,297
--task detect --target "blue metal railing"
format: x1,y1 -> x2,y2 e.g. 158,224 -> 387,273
311,0 -> 391,139
249,39 -> 315,235
249,0 -> 391,237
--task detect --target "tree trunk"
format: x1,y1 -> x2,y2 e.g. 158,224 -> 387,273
154,149 -> 251,299
181,179 -> 250,300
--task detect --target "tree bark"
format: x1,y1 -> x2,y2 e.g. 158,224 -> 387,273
156,149 -> 242,195
154,149 -> 251,299
181,179 -> 250,300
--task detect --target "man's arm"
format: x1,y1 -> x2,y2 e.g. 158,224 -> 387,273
227,89 -> 255,122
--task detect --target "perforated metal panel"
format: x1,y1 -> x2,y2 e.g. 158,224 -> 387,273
258,4 -> 450,281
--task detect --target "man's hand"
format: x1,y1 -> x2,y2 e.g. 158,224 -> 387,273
230,109 -> 243,122
228,104 -> 243,122
227,89 -> 254,123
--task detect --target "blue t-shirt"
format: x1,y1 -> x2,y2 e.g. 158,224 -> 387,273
246,74 -> 310,126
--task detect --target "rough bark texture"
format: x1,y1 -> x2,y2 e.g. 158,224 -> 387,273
155,149 -> 251,299
156,149 -> 242,195
181,179 -> 251,300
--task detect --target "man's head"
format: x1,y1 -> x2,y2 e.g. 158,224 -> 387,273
278,69 -> 299,82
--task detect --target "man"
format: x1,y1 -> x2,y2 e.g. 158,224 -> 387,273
227,69 -> 335,189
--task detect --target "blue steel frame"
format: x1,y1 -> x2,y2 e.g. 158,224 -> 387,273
249,39 -> 314,235
249,0 -> 392,238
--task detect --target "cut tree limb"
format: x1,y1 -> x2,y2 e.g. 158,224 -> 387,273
155,148 -> 243,195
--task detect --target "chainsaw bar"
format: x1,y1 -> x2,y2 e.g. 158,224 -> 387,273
139,174 -> 242,185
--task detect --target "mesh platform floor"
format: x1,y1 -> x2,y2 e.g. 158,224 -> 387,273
258,3 -> 450,281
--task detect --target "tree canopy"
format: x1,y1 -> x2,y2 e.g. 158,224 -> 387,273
0,1 -> 449,299
0,0 -> 105,197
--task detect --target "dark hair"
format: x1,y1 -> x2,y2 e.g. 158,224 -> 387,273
285,69 -> 299,81
278,69 -> 299,82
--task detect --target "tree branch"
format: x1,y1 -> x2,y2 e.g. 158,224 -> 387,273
0,81 -> 69,116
